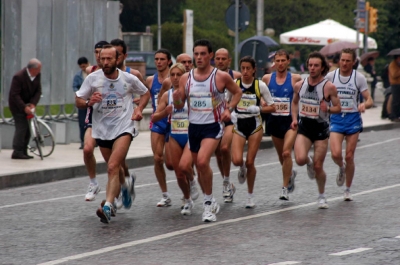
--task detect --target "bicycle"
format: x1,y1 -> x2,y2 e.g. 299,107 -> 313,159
27,109 -> 56,160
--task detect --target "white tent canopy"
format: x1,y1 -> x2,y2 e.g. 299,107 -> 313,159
280,19 -> 377,49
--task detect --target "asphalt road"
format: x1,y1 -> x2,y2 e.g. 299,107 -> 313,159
2,128 -> 400,265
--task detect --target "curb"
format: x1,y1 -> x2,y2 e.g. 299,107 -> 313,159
1,122 -> 399,190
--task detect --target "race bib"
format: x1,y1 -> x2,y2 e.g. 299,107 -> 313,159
237,94 -> 257,112
153,94 -> 159,109
101,94 -> 123,117
299,98 -> 320,119
339,95 -> 353,112
189,92 -> 213,113
171,118 -> 189,134
272,97 -> 290,116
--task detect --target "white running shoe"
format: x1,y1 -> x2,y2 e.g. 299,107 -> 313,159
336,162 -> 346,187
307,156 -> 315,180
245,197 -> 256,208
317,196 -> 329,209
157,196 -> 172,207
279,187 -> 289,201
288,170 -> 297,193
190,180 -> 200,201
223,182 -> 236,203
238,164 -> 247,184
181,200 -> 194,215
115,193 -> 123,209
202,200 -> 220,222
344,190 -> 353,201
85,183 -> 101,201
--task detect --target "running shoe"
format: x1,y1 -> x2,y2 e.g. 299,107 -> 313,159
121,186 -> 132,209
238,164 -> 247,184
202,200 -> 220,222
157,196 -> 172,207
287,170 -> 297,193
85,183 -> 101,201
307,156 -> 315,180
115,192 -> 123,209
336,162 -> 346,187
130,172 -> 137,202
190,180 -> 199,201
181,200 -> 194,215
317,196 -> 329,209
279,187 -> 289,201
223,182 -> 236,203
96,203 -> 114,224
245,197 -> 256,208
344,190 -> 353,201
100,199 -> 117,217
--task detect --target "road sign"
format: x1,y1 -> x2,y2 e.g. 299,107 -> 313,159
225,3 -> 250,32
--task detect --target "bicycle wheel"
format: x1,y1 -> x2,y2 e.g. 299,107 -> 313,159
29,118 -> 55,157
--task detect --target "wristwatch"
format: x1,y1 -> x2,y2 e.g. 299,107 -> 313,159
85,99 -> 90,107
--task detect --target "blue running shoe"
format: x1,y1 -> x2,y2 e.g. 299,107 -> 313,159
121,186 -> 132,209
96,204 -> 112,224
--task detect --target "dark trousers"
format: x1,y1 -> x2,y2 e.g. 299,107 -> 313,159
12,112 -> 30,152
390,85 -> 400,120
78,108 -> 87,143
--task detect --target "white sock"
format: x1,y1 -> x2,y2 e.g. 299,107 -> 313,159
319,193 -> 325,198
223,176 -> 230,183
90,178 -> 98,185
204,194 -> 213,202
105,201 -> 112,207
248,193 -> 254,198
345,187 -> 350,192
162,192 -> 169,198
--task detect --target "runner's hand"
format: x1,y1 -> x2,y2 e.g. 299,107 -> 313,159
290,120 -> 298,130
132,107 -> 143,121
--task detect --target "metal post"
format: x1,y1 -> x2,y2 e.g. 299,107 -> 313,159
364,9 -> 369,54
157,0 -> 161,49
234,0 -> 239,71
256,0 -> 263,36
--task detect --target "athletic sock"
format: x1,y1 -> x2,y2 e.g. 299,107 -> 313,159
204,194 -> 213,202
162,192 -> 169,198
90,178 -> 98,185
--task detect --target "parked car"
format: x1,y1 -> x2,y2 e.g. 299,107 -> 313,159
126,51 -> 175,77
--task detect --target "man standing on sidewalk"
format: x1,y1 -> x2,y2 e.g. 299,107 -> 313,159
76,45 -> 150,223
9,58 -> 42,159
326,48 -> 373,201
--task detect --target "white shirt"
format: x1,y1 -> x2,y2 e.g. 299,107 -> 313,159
26,68 -> 36,81
76,69 -> 148,140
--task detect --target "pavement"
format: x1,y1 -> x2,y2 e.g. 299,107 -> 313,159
1,101 -> 399,190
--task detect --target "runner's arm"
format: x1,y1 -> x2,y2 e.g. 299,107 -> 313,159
152,91 -> 171,123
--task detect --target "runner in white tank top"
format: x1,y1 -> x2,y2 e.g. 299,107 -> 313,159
325,49 -> 373,201
291,51 -> 341,210
172,39 -> 242,222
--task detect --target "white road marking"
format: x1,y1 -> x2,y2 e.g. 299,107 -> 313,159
268,261 -> 301,265
37,184 -> 400,265
1,137 -> 400,210
329,248 -> 372,256
395,235 -> 400,239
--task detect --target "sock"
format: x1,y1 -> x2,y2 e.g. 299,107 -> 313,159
105,201 -> 112,207
282,186 -> 288,190
90,178 -> 98,185
319,193 -> 325,198
162,192 -> 169,198
223,176 -> 230,183
190,179 -> 196,186
248,193 -> 254,198
345,187 -> 350,192
204,194 -> 213,202
307,156 -> 313,165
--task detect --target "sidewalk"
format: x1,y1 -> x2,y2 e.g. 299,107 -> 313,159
0,103 -> 399,190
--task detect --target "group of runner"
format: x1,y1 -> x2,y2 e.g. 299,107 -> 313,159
75,38 -> 373,224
